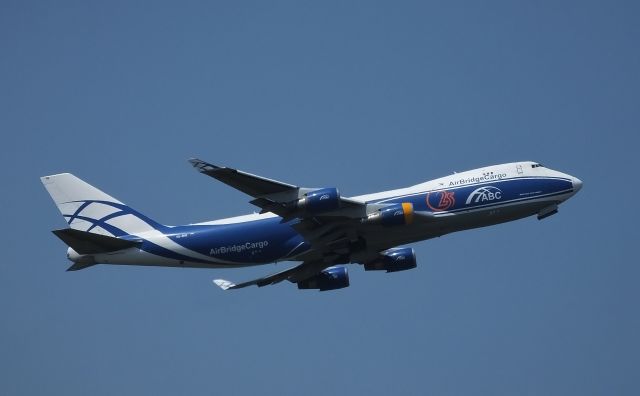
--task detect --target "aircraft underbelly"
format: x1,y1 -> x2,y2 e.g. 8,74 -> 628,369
363,200 -> 553,251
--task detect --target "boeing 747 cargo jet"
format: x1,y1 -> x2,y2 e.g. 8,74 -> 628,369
42,159 -> 582,291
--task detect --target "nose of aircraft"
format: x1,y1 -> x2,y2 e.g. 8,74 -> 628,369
572,177 -> 583,194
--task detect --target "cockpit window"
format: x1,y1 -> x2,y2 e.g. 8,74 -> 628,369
531,163 -> 544,168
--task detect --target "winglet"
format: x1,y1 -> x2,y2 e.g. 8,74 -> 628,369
213,279 -> 237,290
189,158 -> 221,173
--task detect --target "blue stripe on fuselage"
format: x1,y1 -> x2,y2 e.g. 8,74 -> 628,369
371,176 -> 573,214
164,217 -> 305,264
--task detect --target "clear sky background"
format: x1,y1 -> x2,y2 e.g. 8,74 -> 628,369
1,1 -> 638,395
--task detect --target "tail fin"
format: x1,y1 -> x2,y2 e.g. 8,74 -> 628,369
41,173 -> 164,237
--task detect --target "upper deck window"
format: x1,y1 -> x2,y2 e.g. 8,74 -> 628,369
531,163 -> 544,168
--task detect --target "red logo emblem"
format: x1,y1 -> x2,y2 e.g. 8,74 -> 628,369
426,190 -> 455,211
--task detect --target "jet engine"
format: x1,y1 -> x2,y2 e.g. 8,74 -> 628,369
364,247 -> 417,272
296,188 -> 341,213
364,203 -> 414,226
297,266 -> 350,291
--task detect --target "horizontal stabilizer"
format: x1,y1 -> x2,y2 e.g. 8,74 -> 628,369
52,228 -> 142,254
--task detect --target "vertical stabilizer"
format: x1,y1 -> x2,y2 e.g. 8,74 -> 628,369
41,173 -> 164,237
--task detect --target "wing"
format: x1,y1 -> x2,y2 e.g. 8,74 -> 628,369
189,158 -> 366,219
189,158 -> 297,197
213,260 -> 329,290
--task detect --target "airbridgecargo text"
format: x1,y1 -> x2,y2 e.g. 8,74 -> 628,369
210,241 -> 269,256
449,172 -> 507,186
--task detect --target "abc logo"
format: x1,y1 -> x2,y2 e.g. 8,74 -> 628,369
465,186 -> 503,205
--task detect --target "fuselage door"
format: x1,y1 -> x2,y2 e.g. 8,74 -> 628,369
516,164 -> 523,175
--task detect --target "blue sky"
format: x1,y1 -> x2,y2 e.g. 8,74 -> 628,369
1,1 -> 638,395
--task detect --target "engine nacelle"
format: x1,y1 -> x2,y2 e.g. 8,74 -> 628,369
297,266 -> 350,291
364,247 -> 417,273
297,188 -> 341,213
364,203 -> 414,226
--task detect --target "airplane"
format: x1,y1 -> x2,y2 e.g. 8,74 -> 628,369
41,159 -> 582,291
